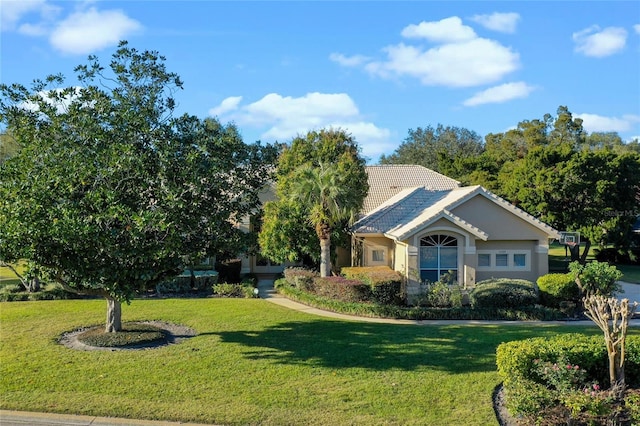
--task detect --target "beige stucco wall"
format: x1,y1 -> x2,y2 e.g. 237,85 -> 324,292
451,194 -> 548,240
474,240 -> 545,283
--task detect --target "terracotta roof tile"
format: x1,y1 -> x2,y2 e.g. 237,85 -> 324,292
363,165 -> 460,214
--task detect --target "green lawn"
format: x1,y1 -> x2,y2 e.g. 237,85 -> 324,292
1,298 -> 631,425
548,243 -> 640,283
0,262 -> 24,287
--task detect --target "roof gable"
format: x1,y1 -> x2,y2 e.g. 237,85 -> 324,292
353,184 -> 560,240
363,165 -> 460,214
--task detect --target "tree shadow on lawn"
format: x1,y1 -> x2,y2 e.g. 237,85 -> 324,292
215,319 -> 570,373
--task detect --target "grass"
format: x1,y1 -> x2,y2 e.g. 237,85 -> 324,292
0,261 -> 24,287
548,242 -> 640,283
2,298 -> 636,425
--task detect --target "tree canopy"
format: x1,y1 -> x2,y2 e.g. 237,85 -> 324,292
0,41 -> 277,331
258,128 -> 368,272
379,124 -> 484,178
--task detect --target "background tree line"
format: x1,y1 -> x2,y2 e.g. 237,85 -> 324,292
380,106 -> 640,261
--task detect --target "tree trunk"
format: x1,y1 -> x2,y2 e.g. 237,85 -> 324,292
579,239 -> 591,264
28,276 -> 41,293
105,297 -> 122,332
320,236 -> 331,278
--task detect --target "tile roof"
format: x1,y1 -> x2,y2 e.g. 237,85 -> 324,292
353,184 -> 560,240
353,186 -> 479,236
362,165 -> 460,214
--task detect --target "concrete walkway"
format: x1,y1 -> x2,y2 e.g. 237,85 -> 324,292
0,410 -> 216,426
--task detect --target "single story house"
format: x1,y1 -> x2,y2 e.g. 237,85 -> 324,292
240,164 -> 560,296
352,165 -> 560,297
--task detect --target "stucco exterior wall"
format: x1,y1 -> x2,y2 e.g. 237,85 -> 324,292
474,240 -> 546,283
451,194 -> 549,241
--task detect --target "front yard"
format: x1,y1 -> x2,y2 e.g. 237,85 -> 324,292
2,298 -> 634,425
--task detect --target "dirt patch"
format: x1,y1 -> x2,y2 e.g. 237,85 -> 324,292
59,321 -> 197,351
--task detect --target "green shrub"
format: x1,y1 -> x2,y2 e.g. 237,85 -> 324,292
341,266 -> 404,305
312,276 -> 371,303
283,267 -> 317,290
416,281 -> 463,308
568,261 -> 622,296
470,278 -> 538,309
215,258 -> 242,284
537,273 -> 580,307
212,283 -> 256,298
0,282 -> 79,301
496,334 -> 640,416
277,284 -> 565,321
341,266 -> 401,285
156,276 -> 192,295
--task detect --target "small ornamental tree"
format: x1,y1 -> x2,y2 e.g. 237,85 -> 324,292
0,42 -> 276,332
583,295 -> 638,392
569,261 -> 622,297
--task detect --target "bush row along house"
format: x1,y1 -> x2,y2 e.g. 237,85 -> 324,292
239,165 -> 560,298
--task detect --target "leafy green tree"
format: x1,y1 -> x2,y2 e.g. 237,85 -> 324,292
379,124 -> 483,177
259,129 -> 368,274
501,145 -> 640,262
0,131 -> 20,165
0,42 -> 276,332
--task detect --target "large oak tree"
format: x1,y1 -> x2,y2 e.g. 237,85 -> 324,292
0,42 -> 277,331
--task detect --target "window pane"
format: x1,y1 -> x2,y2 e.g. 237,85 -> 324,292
513,253 -> 526,267
372,250 -> 384,262
420,270 -> 439,283
496,253 -> 508,267
440,247 -> 457,268
420,247 -> 438,268
478,253 -> 490,267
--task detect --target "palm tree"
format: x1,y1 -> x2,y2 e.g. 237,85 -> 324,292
289,162 -> 356,277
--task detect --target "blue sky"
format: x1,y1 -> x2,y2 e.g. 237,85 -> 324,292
2,1 -> 639,162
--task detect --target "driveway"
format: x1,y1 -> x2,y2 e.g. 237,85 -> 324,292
617,281 -> 640,306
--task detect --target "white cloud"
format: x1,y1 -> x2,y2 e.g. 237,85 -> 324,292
634,24 -> 640,35
1,0 -> 49,31
50,7 -> 142,55
575,113 -> 640,133
209,96 -> 242,116
572,25 -> 627,57
335,16 -> 520,88
366,38 -> 519,87
329,53 -> 371,67
463,82 -> 535,106
20,87 -> 84,115
209,92 -> 393,161
401,17 -> 476,42
470,12 -> 520,33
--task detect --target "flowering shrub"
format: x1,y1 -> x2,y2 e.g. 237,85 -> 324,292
534,358 -> 589,393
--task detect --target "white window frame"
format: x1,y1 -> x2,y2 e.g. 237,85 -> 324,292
367,245 -> 388,266
476,250 -> 531,272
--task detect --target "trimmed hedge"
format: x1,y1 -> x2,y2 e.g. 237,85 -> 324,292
537,273 -> 580,307
312,276 -> 371,303
497,334 -> 640,416
275,279 -> 565,321
341,266 -> 404,306
470,278 -> 538,309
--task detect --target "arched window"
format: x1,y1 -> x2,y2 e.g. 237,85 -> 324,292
419,234 -> 458,283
